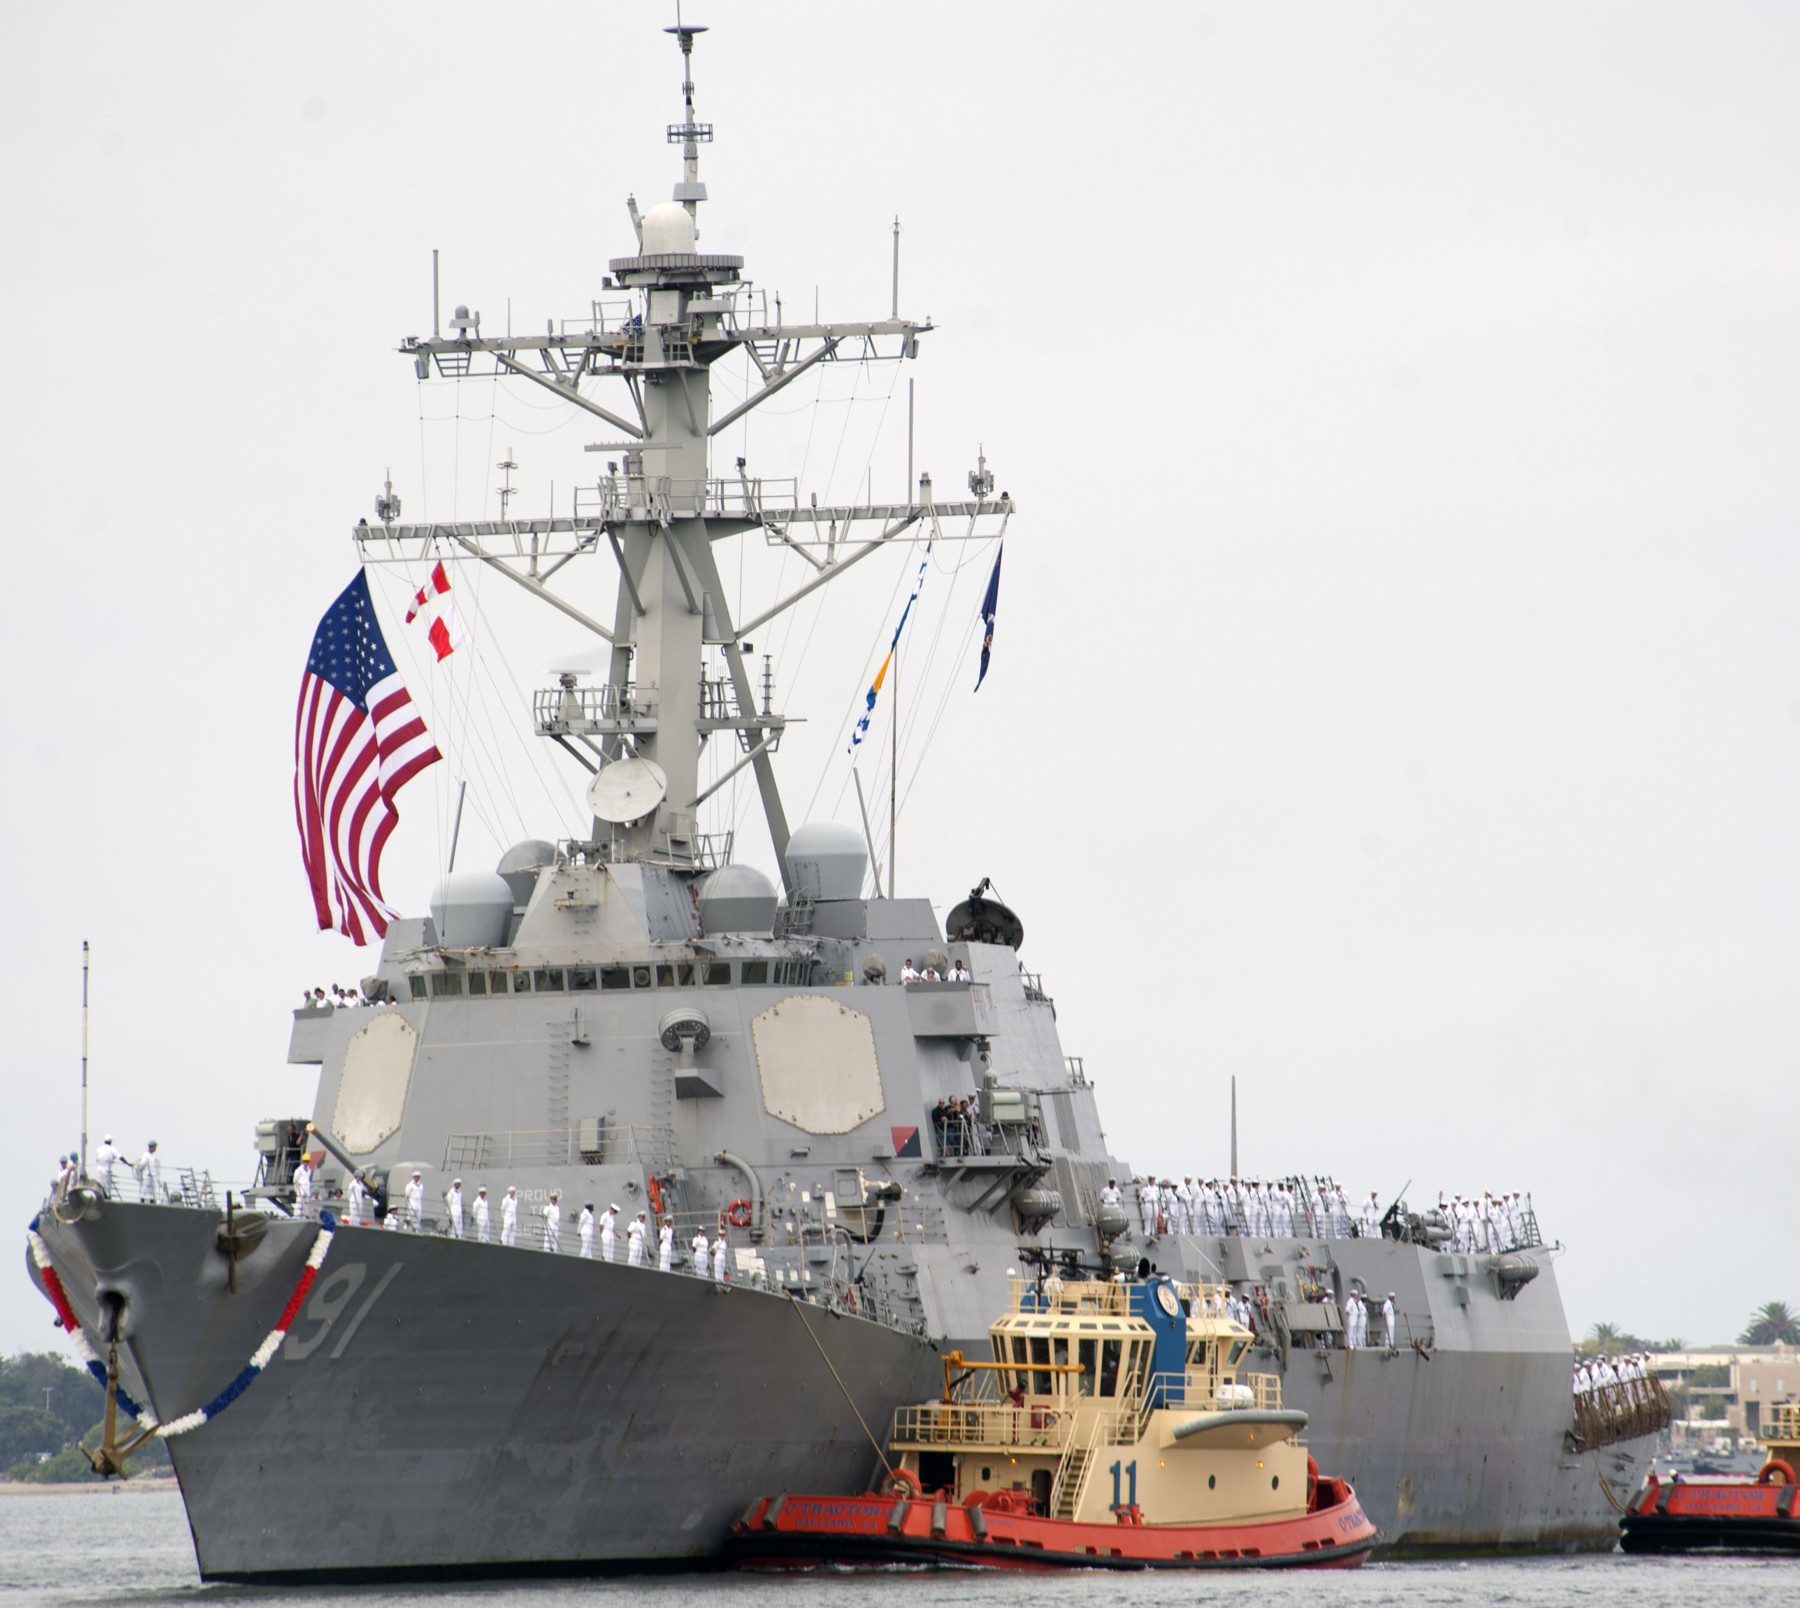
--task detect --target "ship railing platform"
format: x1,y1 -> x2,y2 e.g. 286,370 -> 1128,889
891,1400 -> 1076,1453
1568,1375 -> 1674,1451
1144,1371 -> 1285,1415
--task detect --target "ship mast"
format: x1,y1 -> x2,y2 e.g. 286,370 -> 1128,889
356,24 -> 1012,894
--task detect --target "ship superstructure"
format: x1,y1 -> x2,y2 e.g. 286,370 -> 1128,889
27,22 -> 1662,1581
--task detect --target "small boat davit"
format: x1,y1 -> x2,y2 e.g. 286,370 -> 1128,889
730,1270 -> 1377,1570
1619,1401 -> 1800,1554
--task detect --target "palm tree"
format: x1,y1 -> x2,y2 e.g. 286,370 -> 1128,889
1738,1301 -> 1800,1346
1585,1322 -> 1623,1357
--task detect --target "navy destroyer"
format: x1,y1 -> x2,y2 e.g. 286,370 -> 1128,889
27,21 -> 1664,1581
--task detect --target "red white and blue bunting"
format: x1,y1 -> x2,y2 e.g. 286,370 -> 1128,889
26,1212 -> 336,1440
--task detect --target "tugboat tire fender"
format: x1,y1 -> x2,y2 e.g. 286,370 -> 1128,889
883,1468 -> 920,1500
1756,1459 -> 1796,1486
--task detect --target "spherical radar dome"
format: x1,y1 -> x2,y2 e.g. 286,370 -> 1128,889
640,201 -> 697,256
430,871 -> 515,949
495,839 -> 555,908
697,864 -> 779,936
784,821 -> 868,902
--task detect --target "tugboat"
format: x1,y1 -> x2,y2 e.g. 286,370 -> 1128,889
730,1270 -> 1376,1570
1619,1400 -> 1800,1554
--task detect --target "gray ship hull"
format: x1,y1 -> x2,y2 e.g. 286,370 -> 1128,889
33,1203 -> 939,1581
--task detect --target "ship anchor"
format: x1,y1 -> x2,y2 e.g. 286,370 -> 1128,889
83,1339 -> 158,1479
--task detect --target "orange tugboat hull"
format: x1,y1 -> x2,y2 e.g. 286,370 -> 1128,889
729,1477 -> 1377,1571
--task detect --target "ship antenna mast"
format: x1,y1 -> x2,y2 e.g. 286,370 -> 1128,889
665,10 -> 712,226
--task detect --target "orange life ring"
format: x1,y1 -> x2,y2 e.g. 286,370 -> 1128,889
1756,1459 -> 1796,1486
646,1176 -> 665,1218
726,1198 -> 753,1229
882,1468 -> 919,1500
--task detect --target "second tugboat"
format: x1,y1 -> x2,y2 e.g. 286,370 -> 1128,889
731,1271 -> 1376,1570
1619,1401 -> 1800,1554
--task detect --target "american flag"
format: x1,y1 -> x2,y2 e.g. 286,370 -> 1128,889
294,571 -> 441,944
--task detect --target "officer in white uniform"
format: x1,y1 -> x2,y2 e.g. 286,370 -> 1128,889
1381,1293 -> 1397,1350
294,1157 -> 316,1217
1137,1178 -> 1159,1236
1363,1192 -> 1381,1238
404,1170 -> 423,1231
1099,1178 -> 1122,1209
578,1203 -> 595,1258
658,1217 -> 674,1271
712,1234 -> 728,1282
94,1136 -> 119,1197
542,1192 -> 562,1253
691,1225 -> 709,1275
600,1204 -> 620,1262
446,1179 -> 465,1239
627,1212 -> 647,1266
501,1186 -> 519,1246
473,1186 -> 490,1243
347,1171 -> 367,1225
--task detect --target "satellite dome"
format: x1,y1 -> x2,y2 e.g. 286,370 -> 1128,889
784,821 -> 867,902
430,871 -> 515,949
697,864 -> 778,936
495,839 -> 556,908
640,202 -> 697,256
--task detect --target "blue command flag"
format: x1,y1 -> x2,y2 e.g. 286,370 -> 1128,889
973,542 -> 1004,690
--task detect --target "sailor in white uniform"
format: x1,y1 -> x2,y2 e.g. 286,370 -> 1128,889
600,1204 -> 620,1262
712,1234 -> 728,1282
1137,1178 -> 1159,1236
1098,1178 -> 1123,1209
1363,1192 -> 1381,1238
473,1186 -> 490,1243
501,1186 -> 519,1246
577,1203 -> 595,1258
136,1141 -> 162,1203
1381,1293 -> 1398,1350
542,1192 -> 562,1253
446,1179 -> 465,1239
403,1170 -> 423,1231
691,1225 -> 710,1275
627,1211 -> 647,1266
295,1157 -> 316,1218
347,1171 -> 367,1225
94,1136 -> 119,1197
658,1218 -> 674,1271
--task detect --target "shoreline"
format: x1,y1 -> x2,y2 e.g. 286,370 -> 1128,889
0,1476 -> 177,1496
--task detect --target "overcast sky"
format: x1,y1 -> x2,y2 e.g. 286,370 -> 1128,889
3,1 -> 1796,1358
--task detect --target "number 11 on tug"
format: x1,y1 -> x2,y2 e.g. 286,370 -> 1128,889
730,1273 -> 1377,1571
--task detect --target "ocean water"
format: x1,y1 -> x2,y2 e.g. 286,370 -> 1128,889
0,1488 -> 1794,1608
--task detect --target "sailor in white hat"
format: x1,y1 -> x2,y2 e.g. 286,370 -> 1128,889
626,1210 -> 647,1266
472,1185 -> 490,1243
501,1185 -> 519,1246
542,1190 -> 562,1253
94,1135 -> 118,1197
1381,1292 -> 1398,1351
577,1202 -> 595,1258
600,1203 -> 620,1262
404,1170 -> 424,1231
446,1178 -> 464,1239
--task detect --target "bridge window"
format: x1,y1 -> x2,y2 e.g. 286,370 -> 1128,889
1099,1339 -> 1122,1397
569,968 -> 598,992
741,960 -> 769,984
467,973 -> 487,996
408,975 -> 427,1000
533,969 -> 565,993
600,967 -> 631,991
703,962 -> 731,985
429,973 -> 463,997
